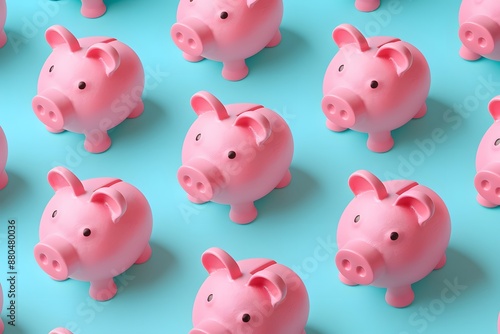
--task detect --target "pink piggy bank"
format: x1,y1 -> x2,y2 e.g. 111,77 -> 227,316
474,97 -> 500,207
0,127 -> 7,190
322,24 -> 431,153
0,0 -> 6,48
335,170 -> 451,307
49,328 -> 72,334
177,91 -> 293,224
459,0 -> 500,61
32,25 -> 145,153
191,247 -> 309,334
354,0 -> 380,12
170,0 -> 283,81
34,167 -> 153,301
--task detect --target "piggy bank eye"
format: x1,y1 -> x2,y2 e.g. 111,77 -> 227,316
207,294 -> 213,302
228,151 -> 236,159
495,138 -> 500,146
220,11 -> 229,19
354,215 -> 360,223
370,80 -> 379,89
390,232 -> 399,241
49,65 -> 54,73
338,64 -> 344,72
196,133 -> 201,141
51,210 -> 57,218
83,228 -> 92,237
78,81 -> 87,90
242,314 -> 251,323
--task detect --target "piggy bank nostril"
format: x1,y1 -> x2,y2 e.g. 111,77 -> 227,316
342,259 -> 351,270
340,110 -> 348,120
175,32 -> 184,43
52,260 -> 61,271
465,30 -> 474,41
356,266 -> 366,277
481,180 -> 491,190
196,182 -> 205,193
183,175 -> 192,187
188,38 -> 196,49
326,104 -> 335,115
495,188 -> 500,197
48,111 -> 57,122
36,104 -> 45,115
479,37 -> 487,47
39,253 -> 48,265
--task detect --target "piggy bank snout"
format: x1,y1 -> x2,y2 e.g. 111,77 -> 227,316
335,241 -> 384,285
32,89 -> 72,132
178,160 -> 225,202
34,236 -> 78,281
459,15 -> 500,56
171,18 -> 213,57
321,88 -> 363,129
475,163 -> 500,206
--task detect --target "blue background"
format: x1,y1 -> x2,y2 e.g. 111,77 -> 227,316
0,0 -> 498,333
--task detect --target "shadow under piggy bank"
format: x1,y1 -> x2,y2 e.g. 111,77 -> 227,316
410,247 -> 483,306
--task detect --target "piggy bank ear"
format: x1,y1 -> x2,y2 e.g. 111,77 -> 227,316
246,0 -> 261,7
90,188 -> 127,223
333,24 -> 369,52
247,270 -> 287,307
85,43 -> 121,77
348,170 -> 388,200
375,43 -> 413,77
48,167 -> 85,196
191,91 -> 229,120
45,25 -> 81,52
201,248 -> 242,280
234,112 -> 272,146
488,97 -> 500,121
394,190 -> 435,226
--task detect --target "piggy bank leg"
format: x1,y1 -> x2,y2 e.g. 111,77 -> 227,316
135,243 -> 152,264
385,286 -> 414,308
89,278 -> 117,301
229,203 -> 257,224
0,170 -> 8,190
367,132 -> 394,153
275,170 -> 291,189
477,194 -> 498,208
434,253 -> 446,270
266,30 -> 282,48
339,273 -> 359,286
413,104 -> 427,119
183,52 -> 204,63
355,0 -> 380,12
326,120 -> 347,132
46,126 -> 65,134
81,0 -> 107,18
127,100 -> 145,119
0,29 -> 6,48
222,60 -> 249,81
459,46 -> 481,61
84,131 -> 111,153
188,194 -> 208,204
